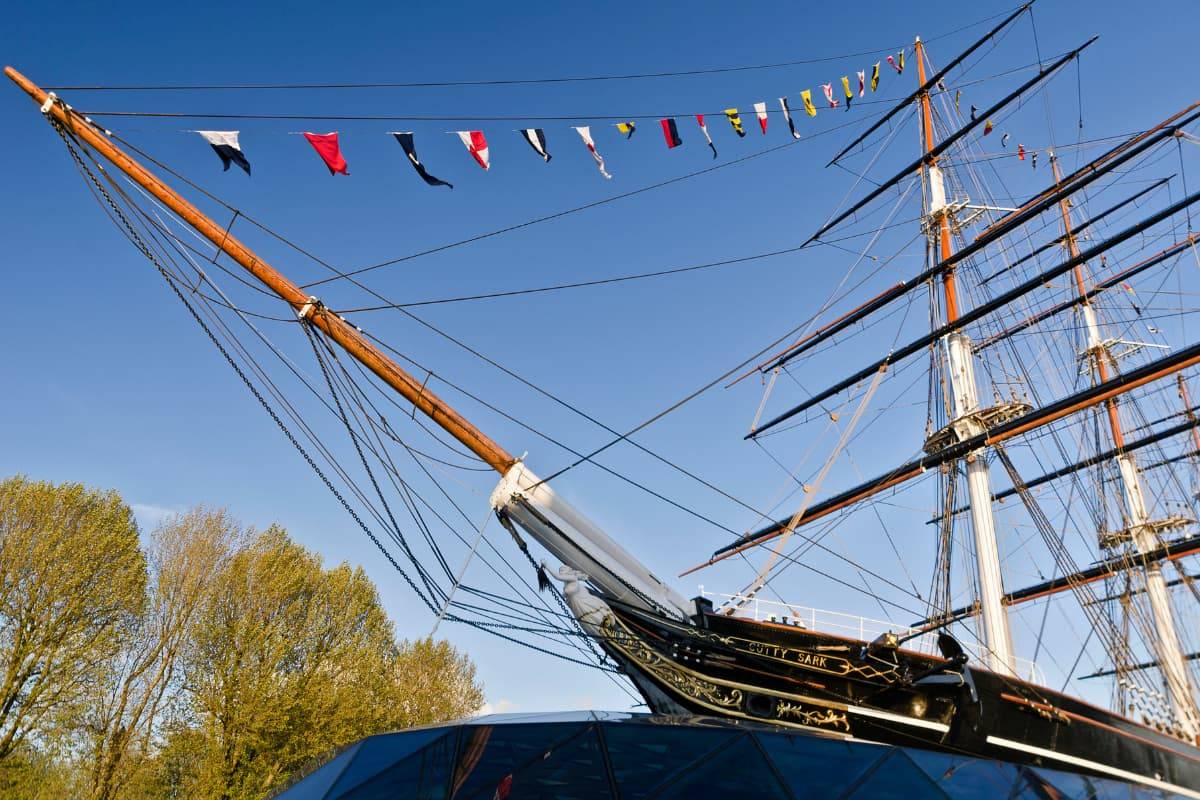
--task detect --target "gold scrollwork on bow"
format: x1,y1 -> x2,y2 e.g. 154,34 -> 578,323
776,701 -> 851,732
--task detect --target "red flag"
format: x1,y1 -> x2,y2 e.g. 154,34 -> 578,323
456,130 -> 491,170
302,132 -> 348,175
1018,143 -> 1026,161
493,774 -> 513,800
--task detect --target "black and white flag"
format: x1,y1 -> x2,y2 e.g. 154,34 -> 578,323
779,98 -> 801,140
519,128 -> 552,162
196,130 -> 250,175
391,132 -> 453,189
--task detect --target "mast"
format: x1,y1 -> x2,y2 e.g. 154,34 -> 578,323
1051,156 -> 1200,738
909,533 -> 1200,628
4,65 -> 691,621
692,334 -> 1200,572
915,37 -> 1016,674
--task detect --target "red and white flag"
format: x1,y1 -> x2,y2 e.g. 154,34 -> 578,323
753,102 -> 768,134
572,126 -> 611,179
302,132 -> 348,175
821,83 -> 839,109
696,114 -> 717,158
455,130 -> 490,170
857,70 -> 866,98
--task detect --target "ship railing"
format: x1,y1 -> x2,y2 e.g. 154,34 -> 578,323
696,589 -> 1045,685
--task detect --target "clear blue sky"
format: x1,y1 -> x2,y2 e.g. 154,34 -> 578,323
4,0 -> 1199,714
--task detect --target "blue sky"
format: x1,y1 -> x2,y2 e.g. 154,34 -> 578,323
4,0 -> 1200,714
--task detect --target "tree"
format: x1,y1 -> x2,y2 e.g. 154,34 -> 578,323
81,508 -> 240,800
180,527 -> 483,799
391,637 -> 484,728
0,476 -> 146,760
0,742 -> 80,800
0,480 -> 485,800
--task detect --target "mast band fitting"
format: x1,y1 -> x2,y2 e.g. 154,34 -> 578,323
297,295 -> 321,320
39,92 -> 57,114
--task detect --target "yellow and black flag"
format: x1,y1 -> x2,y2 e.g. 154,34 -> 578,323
870,62 -> 881,92
724,107 -> 744,137
841,76 -> 853,110
724,108 -> 746,137
615,121 -> 636,139
801,90 -> 817,117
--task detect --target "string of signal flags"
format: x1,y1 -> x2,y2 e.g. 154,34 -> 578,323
185,49 -> 1043,188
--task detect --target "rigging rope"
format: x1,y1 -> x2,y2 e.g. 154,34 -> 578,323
43,7 -> 1018,92
57,118 -> 635,681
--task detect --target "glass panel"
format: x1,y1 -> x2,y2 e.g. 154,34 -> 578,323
756,731 -> 885,798
903,747 -> 1022,795
492,725 -> 613,800
603,720 -> 742,800
650,733 -> 789,800
335,729 -> 458,800
275,742 -> 361,800
845,751 -> 949,800
1005,765 -> 1090,800
450,722 -> 597,800
326,730 -> 450,799
478,710 -> 635,725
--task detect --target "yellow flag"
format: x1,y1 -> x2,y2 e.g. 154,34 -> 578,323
801,90 -> 817,117
870,62 -> 880,92
841,76 -> 853,105
615,121 -> 636,139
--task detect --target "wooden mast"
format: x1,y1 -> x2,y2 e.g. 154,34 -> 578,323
1053,156 -> 1126,445
915,37 -> 1015,674
4,66 -> 516,476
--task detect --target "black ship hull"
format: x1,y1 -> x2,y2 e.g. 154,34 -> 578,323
599,602 -> 1200,796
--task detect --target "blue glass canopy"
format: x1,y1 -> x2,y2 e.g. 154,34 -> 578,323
275,712 -> 1188,799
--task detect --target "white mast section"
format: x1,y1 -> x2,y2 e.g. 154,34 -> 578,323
1117,452 -> 1200,737
931,187 -> 1017,675
491,462 -> 693,621
944,326 -> 1016,675
916,37 -> 1016,675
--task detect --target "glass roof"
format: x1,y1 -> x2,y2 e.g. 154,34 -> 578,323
274,712 -> 1190,799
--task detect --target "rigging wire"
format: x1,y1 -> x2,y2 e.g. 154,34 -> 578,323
43,7 -> 1017,92
102,133 -> 781,537
62,121 -> 630,678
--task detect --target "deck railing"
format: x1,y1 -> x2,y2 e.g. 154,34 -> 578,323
696,588 -> 1045,685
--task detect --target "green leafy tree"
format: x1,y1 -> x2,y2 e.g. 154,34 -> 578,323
391,637 -> 484,727
0,480 -> 484,800
181,527 -> 483,799
0,476 -> 147,760
81,508 -> 240,800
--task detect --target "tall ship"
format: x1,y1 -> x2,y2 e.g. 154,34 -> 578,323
8,6 -> 1200,794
